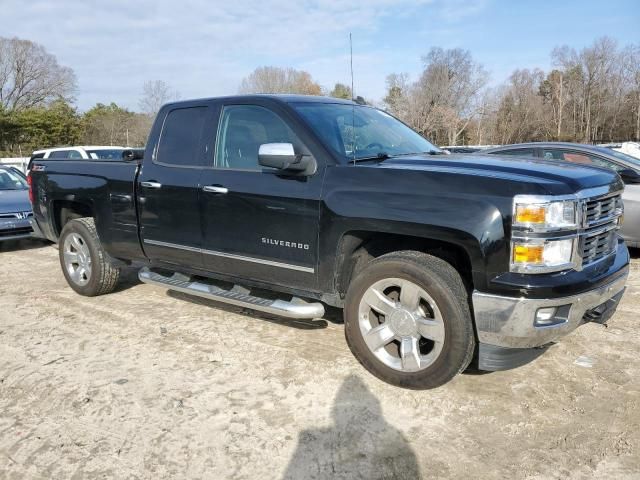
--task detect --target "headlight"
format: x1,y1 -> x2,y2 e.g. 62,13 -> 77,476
511,238 -> 576,273
514,198 -> 578,230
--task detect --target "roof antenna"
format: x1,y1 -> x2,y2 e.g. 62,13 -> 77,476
350,32 -> 356,166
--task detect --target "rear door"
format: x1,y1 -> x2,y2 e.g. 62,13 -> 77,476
138,103 -> 211,267
198,100 -> 324,290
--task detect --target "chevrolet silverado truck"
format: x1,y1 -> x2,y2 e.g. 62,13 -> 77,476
29,95 -> 630,389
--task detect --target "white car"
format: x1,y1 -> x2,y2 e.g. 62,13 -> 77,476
30,146 -> 128,162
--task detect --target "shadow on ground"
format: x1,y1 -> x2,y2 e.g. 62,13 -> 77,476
0,238 -> 50,252
282,375 -> 420,480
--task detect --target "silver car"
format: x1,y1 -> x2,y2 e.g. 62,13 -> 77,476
482,142 -> 640,248
0,166 -> 33,241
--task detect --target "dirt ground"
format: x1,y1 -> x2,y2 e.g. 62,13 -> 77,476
0,240 -> 638,480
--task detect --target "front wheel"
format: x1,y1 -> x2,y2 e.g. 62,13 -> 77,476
344,251 -> 475,389
58,218 -> 120,296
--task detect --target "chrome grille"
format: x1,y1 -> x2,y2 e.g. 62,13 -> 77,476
0,211 -> 32,219
580,192 -> 623,267
581,229 -> 616,265
584,194 -> 623,228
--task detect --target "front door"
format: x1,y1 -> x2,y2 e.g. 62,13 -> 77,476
138,104 -> 210,267
199,102 -> 323,290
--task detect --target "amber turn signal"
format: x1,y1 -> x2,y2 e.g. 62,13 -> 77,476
513,244 -> 544,264
515,204 -> 546,224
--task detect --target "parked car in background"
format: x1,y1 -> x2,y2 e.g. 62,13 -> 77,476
28,146 -> 129,171
483,142 -> 640,247
0,165 -> 32,241
601,142 -> 640,160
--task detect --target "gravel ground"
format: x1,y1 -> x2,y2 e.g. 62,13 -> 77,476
0,240 -> 639,480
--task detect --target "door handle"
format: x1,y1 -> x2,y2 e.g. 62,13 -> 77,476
141,181 -> 162,189
202,185 -> 228,194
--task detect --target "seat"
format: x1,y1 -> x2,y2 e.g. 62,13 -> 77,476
225,125 -> 259,169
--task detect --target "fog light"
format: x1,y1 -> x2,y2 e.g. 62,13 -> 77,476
535,307 -> 557,326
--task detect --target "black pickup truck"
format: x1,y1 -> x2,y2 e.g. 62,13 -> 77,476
29,95 -> 630,389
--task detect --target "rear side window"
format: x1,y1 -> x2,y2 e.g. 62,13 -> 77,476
493,149 -> 536,158
156,107 -> 208,167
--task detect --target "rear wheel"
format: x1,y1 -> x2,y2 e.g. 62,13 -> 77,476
344,251 -> 475,389
59,218 -> 120,296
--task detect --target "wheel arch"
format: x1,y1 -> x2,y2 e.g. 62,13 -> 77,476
333,229 -> 480,297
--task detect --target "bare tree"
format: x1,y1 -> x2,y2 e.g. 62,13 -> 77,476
239,67 -> 322,95
0,36 -> 76,111
139,80 -> 180,116
383,48 -> 487,145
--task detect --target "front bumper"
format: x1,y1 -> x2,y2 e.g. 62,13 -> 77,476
0,216 -> 33,241
472,272 -> 628,350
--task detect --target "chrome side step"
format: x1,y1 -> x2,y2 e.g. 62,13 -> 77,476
138,267 -> 325,319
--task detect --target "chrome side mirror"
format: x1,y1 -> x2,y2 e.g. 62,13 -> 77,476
258,143 -> 316,175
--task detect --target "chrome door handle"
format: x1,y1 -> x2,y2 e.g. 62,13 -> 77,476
202,185 -> 228,194
141,181 -> 162,189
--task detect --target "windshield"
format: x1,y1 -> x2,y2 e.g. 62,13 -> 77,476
596,147 -> 640,170
293,103 -> 440,161
86,149 -> 125,160
0,168 -> 28,190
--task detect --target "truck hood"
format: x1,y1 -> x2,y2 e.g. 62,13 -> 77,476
0,189 -> 31,214
374,153 -> 621,194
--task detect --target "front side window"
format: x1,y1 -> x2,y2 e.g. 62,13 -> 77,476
293,103 -> 439,161
156,106 -> 208,167
215,105 -> 299,170
543,149 -> 623,171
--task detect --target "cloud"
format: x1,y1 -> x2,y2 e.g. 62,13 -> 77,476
1,0 -> 488,110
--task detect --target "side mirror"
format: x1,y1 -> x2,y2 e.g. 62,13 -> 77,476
619,168 -> 640,184
123,148 -> 145,161
258,143 -> 316,175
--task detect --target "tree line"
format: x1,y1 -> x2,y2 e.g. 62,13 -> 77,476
1,35 -> 638,156
0,37 -> 179,156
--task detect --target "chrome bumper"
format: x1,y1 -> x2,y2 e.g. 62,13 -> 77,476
472,273 -> 628,349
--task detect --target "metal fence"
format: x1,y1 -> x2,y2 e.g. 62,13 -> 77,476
0,157 -> 29,173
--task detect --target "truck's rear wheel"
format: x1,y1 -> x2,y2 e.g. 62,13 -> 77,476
59,218 -> 120,296
344,251 -> 475,389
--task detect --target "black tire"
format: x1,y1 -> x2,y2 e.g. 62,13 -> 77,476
58,218 -> 120,296
344,251 -> 475,389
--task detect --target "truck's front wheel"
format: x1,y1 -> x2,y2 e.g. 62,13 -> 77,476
58,218 -> 120,296
344,251 -> 475,389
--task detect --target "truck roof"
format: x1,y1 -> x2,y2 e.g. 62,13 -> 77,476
162,94 -> 357,108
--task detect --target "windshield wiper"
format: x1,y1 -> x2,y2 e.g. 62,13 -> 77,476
352,152 -> 392,163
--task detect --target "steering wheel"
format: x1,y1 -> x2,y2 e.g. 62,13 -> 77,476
365,142 -> 384,150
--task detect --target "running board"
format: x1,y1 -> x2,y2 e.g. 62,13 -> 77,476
138,267 -> 325,319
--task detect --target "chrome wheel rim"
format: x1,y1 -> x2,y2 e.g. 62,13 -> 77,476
63,232 -> 92,286
358,278 -> 445,372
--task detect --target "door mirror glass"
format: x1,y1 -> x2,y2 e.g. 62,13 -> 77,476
258,143 -> 316,175
619,168 -> 640,184
123,148 -> 145,161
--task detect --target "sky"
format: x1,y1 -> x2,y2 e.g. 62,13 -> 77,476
2,0 -> 639,111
